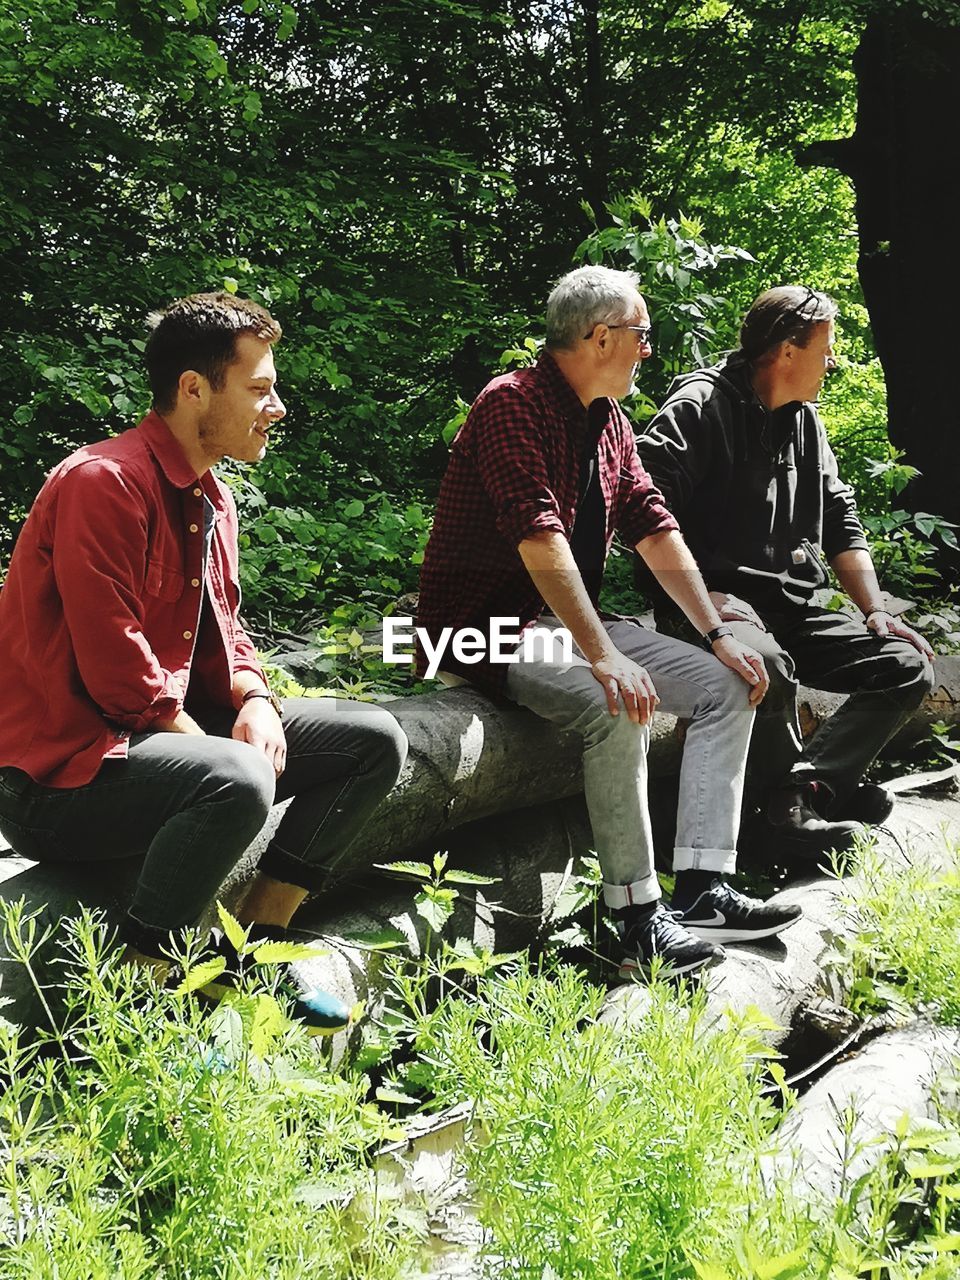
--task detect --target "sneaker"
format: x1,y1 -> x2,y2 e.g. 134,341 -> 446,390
617,902 -> 725,978
829,782 -> 894,826
764,784 -> 864,854
197,924 -> 352,1036
674,881 -> 802,943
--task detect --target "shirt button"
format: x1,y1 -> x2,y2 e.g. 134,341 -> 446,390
193,487 -> 202,497
191,577 -> 200,588
189,523 -> 199,533
183,630 -> 193,640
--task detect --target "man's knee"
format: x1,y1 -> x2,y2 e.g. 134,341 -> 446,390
202,741 -> 275,821
729,623 -> 796,708
888,646 -> 936,706
759,647 -> 798,715
359,706 -> 408,783
578,696 -> 652,753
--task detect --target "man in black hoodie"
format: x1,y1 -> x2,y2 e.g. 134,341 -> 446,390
636,286 -> 935,859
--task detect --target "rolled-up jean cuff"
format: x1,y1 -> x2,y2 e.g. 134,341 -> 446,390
602,874 -> 661,910
257,845 -> 328,893
672,847 -> 738,875
120,912 -> 179,960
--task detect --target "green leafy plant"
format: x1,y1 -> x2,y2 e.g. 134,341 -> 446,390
828,843 -> 960,1024
576,195 -> 754,414
0,900 -> 422,1277
355,853 -> 516,1102
407,961 -> 795,1278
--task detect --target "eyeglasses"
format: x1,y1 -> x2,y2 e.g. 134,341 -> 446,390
582,323 -> 653,343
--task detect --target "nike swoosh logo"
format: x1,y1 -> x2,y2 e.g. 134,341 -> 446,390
685,909 -> 726,927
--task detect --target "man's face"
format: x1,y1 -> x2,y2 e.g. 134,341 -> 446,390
788,319 -> 836,403
198,332 -> 286,464
608,295 -> 653,399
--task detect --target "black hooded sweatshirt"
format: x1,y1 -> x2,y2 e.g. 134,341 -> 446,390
635,356 -> 869,612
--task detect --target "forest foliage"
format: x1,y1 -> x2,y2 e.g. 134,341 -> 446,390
2,0 -> 955,637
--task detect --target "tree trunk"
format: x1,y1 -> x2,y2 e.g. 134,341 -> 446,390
580,0 -> 610,220
801,12 -> 960,564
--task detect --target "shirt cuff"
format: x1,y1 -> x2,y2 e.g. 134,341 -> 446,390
109,673 -> 184,732
497,504 -> 566,547
617,504 -> 679,548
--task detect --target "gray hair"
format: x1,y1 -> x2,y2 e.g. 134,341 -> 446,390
738,285 -> 838,363
545,265 -> 642,351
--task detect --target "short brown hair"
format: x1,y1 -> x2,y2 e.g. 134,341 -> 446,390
738,286 -> 837,363
145,292 -> 282,411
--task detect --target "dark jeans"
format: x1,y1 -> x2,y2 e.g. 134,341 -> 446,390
0,698 -> 407,956
657,604 -> 935,804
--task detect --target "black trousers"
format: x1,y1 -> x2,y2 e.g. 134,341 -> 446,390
656,603 -> 935,804
0,698 -> 407,956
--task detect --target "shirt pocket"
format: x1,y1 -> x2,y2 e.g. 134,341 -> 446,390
145,559 -> 186,603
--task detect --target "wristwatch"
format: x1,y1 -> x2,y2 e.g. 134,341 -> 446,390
702,624 -> 734,651
241,687 -> 284,718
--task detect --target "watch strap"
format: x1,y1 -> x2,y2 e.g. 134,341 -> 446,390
241,688 -> 284,718
703,624 -> 734,650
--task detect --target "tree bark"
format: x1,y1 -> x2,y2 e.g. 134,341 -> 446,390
800,12 -> 960,563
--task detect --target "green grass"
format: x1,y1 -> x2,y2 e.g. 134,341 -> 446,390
831,840 -> 960,1025
405,956 -> 960,1280
410,962 -> 791,1278
0,907 -> 422,1279
6,856 -> 960,1279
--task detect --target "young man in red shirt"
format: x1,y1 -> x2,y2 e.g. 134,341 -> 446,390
0,293 -> 407,1030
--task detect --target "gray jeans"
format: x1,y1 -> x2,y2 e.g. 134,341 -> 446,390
503,619 -> 755,909
0,698 -> 407,956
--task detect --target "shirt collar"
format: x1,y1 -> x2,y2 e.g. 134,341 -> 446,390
537,349 -> 597,426
137,410 -> 208,490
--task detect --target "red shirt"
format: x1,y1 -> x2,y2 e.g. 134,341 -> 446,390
416,352 -> 678,692
0,411 -> 264,787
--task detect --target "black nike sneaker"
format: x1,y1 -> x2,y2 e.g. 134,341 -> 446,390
674,881 -> 802,943
616,902 -> 725,978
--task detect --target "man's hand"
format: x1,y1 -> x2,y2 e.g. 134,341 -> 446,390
233,698 -> 287,777
866,610 -> 935,660
153,709 -> 205,735
709,590 -> 767,632
710,636 -> 769,706
590,651 -> 660,724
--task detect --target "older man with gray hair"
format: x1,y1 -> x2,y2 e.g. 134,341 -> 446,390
416,265 -> 802,978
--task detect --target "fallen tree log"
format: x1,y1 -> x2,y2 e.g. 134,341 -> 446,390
301,654 -> 960,870
1,660 -> 958,1030
763,1022 -> 960,1211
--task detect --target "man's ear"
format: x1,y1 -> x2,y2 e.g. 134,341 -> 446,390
177,368 -> 207,407
592,324 -> 612,353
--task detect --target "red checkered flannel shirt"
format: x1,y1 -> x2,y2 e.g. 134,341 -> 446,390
415,351 -> 678,693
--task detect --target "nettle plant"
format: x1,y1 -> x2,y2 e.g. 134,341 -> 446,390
861,454 -> 958,601
354,853 -> 518,1107
575,194 -> 754,417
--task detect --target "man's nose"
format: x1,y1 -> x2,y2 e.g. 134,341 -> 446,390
268,390 -> 286,418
